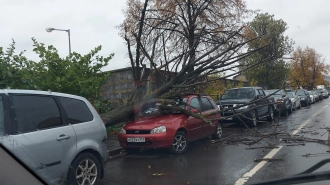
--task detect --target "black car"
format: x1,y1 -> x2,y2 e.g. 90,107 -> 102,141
295,89 -> 312,106
264,89 -> 292,116
320,89 -> 329,99
218,87 -> 274,127
314,89 -> 323,101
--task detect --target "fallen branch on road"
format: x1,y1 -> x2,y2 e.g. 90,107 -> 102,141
246,146 -> 279,150
254,158 -> 283,162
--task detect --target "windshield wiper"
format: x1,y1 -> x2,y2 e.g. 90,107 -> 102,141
249,159 -> 330,185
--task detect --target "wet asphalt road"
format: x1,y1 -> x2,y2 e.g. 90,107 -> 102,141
101,98 -> 330,185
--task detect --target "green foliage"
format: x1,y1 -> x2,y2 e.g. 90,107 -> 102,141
107,122 -> 125,135
91,99 -> 113,114
0,38 -> 114,103
0,40 -> 37,89
241,13 -> 294,88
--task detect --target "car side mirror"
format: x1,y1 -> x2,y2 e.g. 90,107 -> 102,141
256,94 -> 263,99
191,109 -> 199,113
282,94 -> 286,98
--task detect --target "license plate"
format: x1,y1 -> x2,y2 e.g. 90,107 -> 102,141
127,138 -> 145,142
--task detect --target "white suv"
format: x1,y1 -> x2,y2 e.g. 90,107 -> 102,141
0,90 -> 108,185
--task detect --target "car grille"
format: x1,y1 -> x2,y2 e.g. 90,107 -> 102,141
126,130 -> 151,134
221,105 -> 233,109
126,142 -> 152,146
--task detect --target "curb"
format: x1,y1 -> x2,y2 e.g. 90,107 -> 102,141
109,147 -> 124,156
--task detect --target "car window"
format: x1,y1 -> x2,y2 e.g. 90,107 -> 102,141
257,89 -> 265,96
0,96 -> 4,136
58,97 -> 93,124
189,98 -> 201,111
12,95 -> 62,133
296,90 -> 306,96
221,88 -> 254,99
201,97 -> 214,111
287,93 -> 294,98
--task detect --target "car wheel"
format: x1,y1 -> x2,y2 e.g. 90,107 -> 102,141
293,103 -> 296,111
68,152 -> 101,185
288,105 -> 293,114
124,148 -> 141,154
170,131 -> 188,154
281,109 -> 288,117
266,106 -> 274,121
249,110 -> 258,127
212,122 -> 223,139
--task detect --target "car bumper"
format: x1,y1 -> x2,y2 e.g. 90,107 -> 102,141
222,109 -> 253,122
300,99 -> 308,105
118,133 -> 174,149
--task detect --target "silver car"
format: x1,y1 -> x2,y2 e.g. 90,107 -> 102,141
0,90 -> 108,185
287,92 -> 301,110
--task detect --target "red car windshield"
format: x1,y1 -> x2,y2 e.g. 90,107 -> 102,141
140,98 -> 188,116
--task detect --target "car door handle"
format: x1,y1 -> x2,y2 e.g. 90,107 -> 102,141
56,134 -> 71,141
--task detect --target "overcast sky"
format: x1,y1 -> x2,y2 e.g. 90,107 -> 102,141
1,0 -> 330,72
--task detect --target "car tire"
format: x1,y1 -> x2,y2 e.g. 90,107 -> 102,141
249,110 -> 258,127
266,106 -> 274,121
288,105 -> 293,114
169,131 -> 188,155
293,103 -> 296,111
212,122 -> 223,140
281,109 -> 288,117
124,148 -> 141,154
68,152 -> 101,185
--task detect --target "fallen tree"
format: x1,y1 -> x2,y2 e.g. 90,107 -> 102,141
102,0 -> 261,126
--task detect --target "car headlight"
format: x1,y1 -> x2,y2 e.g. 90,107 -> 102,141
300,97 -> 305,100
276,98 -> 284,102
151,126 -> 166,134
119,127 -> 126,134
238,105 -> 249,110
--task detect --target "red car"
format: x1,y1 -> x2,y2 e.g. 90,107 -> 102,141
118,94 -> 222,154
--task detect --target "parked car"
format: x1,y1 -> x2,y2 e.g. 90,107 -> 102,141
218,87 -> 274,127
264,89 -> 292,116
320,89 -> 329,99
310,91 -> 320,102
118,94 -> 222,155
287,92 -> 301,110
295,89 -> 312,106
308,91 -> 316,103
0,90 -> 109,185
314,89 -> 323,101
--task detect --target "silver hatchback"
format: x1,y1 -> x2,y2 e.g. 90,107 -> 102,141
0,90 -> 109,185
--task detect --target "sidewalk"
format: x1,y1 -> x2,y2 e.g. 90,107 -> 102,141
107,135 -> 123,156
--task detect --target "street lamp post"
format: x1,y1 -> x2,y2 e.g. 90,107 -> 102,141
46,27 -> 71,59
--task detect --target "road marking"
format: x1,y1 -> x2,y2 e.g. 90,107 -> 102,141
324,105 -> 328,108
291,119 -> 311,135
234,146 -> 283,185
235,107 -> 323,185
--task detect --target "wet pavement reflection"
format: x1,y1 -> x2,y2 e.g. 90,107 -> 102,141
101,99 -> 330,185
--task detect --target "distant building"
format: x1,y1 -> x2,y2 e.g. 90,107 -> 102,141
324,76 -> 330,87
100,67 -> 174,105
232,73 -> 247,82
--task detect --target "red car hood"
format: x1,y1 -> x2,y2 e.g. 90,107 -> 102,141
124,114 -> 187,130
